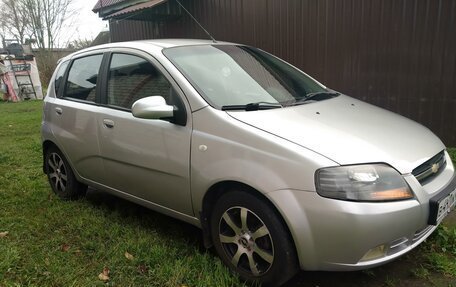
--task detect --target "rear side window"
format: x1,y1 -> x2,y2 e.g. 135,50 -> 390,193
107,53 -> 174,109
54,60 -> 69,96
64,54 -> 103,102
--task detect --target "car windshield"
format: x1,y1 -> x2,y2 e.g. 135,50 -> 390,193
163,45 -> 329,109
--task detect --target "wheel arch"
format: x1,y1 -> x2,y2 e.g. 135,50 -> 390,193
42,140 -> 59,173
42,140 -> 78,179
200,181 -> 298,257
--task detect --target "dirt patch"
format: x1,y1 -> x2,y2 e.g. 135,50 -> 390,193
445,210 -> 456,226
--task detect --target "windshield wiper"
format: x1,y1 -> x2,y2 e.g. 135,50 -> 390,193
287,91 -> 340,106
221,102 -> 282,111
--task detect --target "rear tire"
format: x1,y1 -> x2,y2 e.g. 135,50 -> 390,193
44,147 -> 87,200
210,189 -> 298,286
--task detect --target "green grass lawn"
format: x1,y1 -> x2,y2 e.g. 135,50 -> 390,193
0,100 -> 455,287
0,101 -> 243,287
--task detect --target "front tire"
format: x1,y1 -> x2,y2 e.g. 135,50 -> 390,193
44,147 -> 87,200
210,189 -> 298,286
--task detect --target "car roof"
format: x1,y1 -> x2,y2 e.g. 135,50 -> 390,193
64,39 -> 236,61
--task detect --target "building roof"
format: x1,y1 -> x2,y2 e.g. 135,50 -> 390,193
93,0 -> 178,20
90,30 -> 111,46
92,0 -> 128,12
103,0 -> 166,19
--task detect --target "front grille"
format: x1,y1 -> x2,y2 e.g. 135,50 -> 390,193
412,151 -> 446,184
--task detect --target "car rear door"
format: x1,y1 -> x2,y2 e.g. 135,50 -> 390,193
48,52 -> 106,183
96,49 -> 193,216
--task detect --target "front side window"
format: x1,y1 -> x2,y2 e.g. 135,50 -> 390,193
64,54 -> 103,102
163,45 -> 329,108
107,53 -> 175,109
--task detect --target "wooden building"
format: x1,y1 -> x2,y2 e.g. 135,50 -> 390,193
93,0 -> 456,146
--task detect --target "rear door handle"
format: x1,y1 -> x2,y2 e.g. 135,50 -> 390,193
55,107 -> 62,115
103,119 -> 115,128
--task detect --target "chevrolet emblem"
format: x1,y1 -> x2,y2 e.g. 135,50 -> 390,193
431,163 -> 440,173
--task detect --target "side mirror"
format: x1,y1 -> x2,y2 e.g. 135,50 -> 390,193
132,96 -> 174,120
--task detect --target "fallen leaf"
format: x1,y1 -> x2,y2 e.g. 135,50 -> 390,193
0,231 -> 9,238
124,251 -> 134,261
98,267 -> 110,282
61,243 -> 70,252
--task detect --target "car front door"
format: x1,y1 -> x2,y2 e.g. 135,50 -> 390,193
97,50 -> 193,216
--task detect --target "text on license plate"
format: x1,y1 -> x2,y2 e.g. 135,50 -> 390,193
436,188 -> 456,224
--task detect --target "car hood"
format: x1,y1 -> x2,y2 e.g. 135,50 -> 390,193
227,95 -> 445,174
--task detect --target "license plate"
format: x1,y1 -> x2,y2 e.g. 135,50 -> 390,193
428,177 -> 456,225
435,188 -> 456,224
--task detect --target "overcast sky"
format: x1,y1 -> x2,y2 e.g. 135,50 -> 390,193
62,0 -> 108,45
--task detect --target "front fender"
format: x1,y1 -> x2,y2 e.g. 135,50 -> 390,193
190,107 -> 336,214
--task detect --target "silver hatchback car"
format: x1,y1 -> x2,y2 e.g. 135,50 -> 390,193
42,39 -> 456,286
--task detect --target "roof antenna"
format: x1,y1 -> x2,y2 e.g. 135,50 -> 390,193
175,0 -> 217,43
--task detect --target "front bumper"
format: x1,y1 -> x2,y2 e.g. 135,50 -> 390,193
267,153 -> 455,271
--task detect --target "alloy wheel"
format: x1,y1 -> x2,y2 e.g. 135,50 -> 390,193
218,206 -> 274,276
47,152 -> 68,192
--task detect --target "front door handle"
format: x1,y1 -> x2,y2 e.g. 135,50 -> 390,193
55,107 -> 62,115
103,119 -> 115,128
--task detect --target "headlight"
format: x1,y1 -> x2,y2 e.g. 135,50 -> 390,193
315,164 -> 413,202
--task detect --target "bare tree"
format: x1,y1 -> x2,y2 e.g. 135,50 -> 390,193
23,0 -> 76,49
68,38 -> 93,50
0,15 -> 7,44
0,0 -> 77,88
0,0 -> 76,49
0,0 -> 29,44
